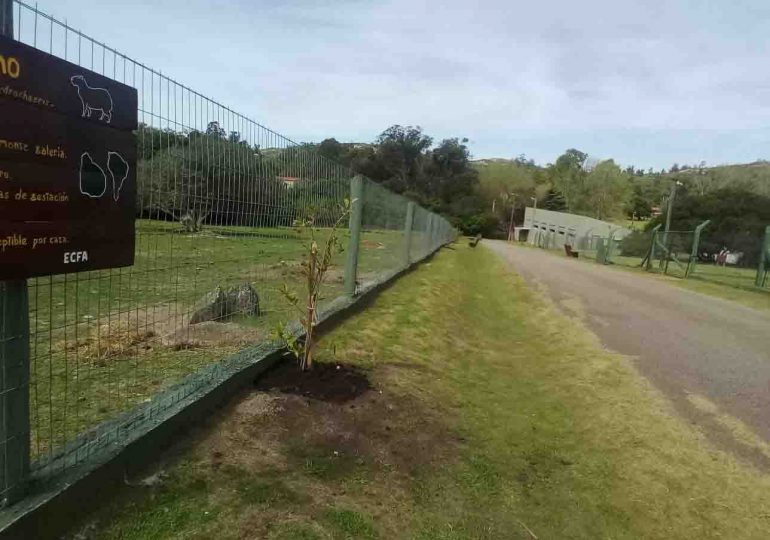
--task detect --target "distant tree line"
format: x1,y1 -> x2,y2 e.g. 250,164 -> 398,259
315,126 -> 484,234
474,146 -> 770,252
136,122 -> 348,231
135,119 -> 770,247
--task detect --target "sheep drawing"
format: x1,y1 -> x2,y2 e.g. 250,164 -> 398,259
70,75 -> 113,123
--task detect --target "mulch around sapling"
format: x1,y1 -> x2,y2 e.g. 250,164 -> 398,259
255,359 -> 372,403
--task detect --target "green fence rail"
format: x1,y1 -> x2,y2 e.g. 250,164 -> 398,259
0,0 -> 455,507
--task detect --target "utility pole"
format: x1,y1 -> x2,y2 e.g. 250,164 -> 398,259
663,181 -> 681,239
530,196 -> 538,245
660,180 -> 682,269
507,198 -> 516,242
0,0 -> 11,37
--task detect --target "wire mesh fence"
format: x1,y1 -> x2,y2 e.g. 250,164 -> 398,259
688,227 -> 768,290
561,220 -> 770,288
615,228 -> 653,269
649,231 -> 695,278
0,0 -> 455,506
529,225 -> 632,268
619,225 -> 770,291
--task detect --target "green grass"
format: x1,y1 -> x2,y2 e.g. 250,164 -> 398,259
323,509 -> 378,540
607,218 -> 649,231
77,243 -> 770,539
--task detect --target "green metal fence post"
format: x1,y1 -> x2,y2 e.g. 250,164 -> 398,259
0,0 -> 29,507
685,220 -> 710,278
596,238 -> 607,264
0,0 -> 11,37
645,224 -> 662,271
756,225 -> 770,287
403,202 -> 415,266
605,229 -> 618,264
0,281 -> 30,506
424,214 -> 430,253
344,176 -> 364,296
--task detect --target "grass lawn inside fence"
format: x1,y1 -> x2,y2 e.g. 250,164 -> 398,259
71,242 -> 770,540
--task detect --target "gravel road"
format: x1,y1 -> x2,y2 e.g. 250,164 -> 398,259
487,241 -> 770,463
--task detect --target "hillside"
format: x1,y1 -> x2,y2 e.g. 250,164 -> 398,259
665,161 -> 770,197
474,157 -> 770,204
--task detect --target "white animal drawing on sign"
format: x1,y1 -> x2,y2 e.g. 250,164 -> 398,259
79,152 -> 108,198
107,151 -> 129,201
70,75 -> 114,123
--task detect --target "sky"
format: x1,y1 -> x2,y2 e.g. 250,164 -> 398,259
32,0 -> 770,170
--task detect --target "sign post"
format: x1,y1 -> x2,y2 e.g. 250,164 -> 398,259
0,0 -> 30,506
0,8 -> 137,505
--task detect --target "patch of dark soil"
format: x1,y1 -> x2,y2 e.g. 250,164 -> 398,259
255,359 -> 372,403
248,361 -> 460,477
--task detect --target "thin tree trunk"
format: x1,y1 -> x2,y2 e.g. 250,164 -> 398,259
303,244 -> 319,371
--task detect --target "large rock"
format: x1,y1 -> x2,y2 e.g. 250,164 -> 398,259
189,284 -> 260,325
229,283 -> 260,317
189,286 -> 227,325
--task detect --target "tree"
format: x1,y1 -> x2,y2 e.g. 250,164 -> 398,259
228,131 -> 241,144
375,125 -> 433,193
555,148 -> 588,171
137,131 -> 290,230
136,124 -> 187,161
138,147 -> 211,231
514,154 -> 535,167
543,189 -> 567,211
424,137 -> 478,205
276,201 -> 352,371
206,121 -> 226,139
582,160 -> 631,220
318,138 -> 345,162
646,187 -> 770,265
626,183 -> 652,219
550,148 -> 588,212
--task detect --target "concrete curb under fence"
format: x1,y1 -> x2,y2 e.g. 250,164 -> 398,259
0,239 -> 453,539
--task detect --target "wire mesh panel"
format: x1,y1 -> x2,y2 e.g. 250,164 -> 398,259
691,229 -> 765,290
409,206 -> 453,263
1,0 -> 455,502
357,179 -> 409,290
606,229 -> 648,269
646,231 -> 694,278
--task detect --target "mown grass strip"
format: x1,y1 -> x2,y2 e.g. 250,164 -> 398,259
82,243 -> 770,540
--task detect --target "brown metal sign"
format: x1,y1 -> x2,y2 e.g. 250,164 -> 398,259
0,35 -> 137,279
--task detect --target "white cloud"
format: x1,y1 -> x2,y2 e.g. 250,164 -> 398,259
41,0 -> 770,168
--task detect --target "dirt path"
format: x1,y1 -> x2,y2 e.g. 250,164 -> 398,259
487,241 -> 770,464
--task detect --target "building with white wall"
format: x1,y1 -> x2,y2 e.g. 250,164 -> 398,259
515,207 -> 631,251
